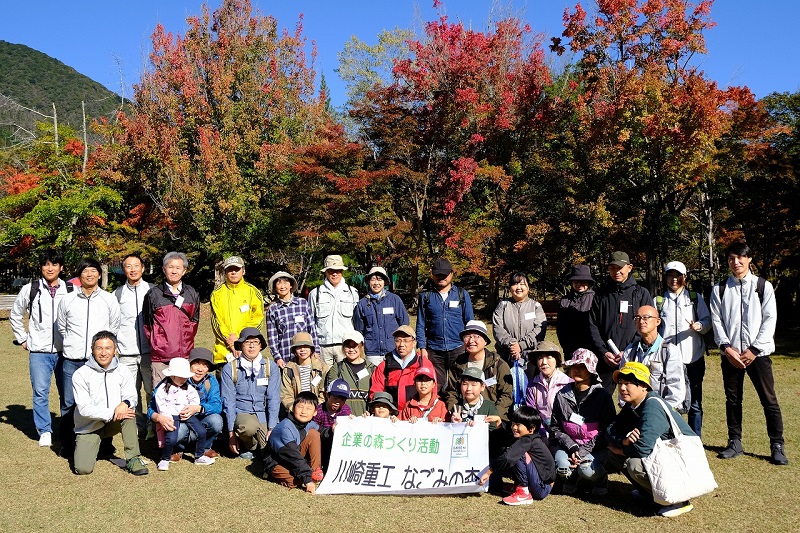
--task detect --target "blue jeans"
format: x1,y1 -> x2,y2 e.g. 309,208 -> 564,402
55,357 -> 86,415
162,415 -> 207,460
513,452 -> 552,500
29,352 -> 59,435
554,449 -> 607,482
175,413 -> 223,452
685,357 -> 705,437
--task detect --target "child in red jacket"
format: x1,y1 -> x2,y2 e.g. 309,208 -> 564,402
399,367 -> 449,423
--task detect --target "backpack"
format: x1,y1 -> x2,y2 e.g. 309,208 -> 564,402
28,278 -> 74,317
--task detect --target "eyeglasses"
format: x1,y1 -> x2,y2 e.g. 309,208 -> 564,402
462,334 -> 484,341
242,340 -> 261,347
633,315 -> 657,322
394,337 -> 415,344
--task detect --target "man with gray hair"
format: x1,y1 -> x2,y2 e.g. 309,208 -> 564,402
309,255 -> 360,367
143,252 -> 200,388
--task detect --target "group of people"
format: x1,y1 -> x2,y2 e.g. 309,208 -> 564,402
9,244 -> 787,516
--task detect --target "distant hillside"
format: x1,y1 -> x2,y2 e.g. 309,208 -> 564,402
0,40 -> 122,133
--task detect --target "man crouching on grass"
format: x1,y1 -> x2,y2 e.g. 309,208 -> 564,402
72,331 -> 148,476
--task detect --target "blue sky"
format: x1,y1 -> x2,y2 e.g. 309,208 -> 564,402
2,1 -> 798,109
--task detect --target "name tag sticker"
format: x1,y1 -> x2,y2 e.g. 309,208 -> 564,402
524,312 -> 537,321
311,375 -> 322,387
225,353 -> 233,363
356,368 -> 370,381
484,376 -> 497,387
174,295 -> 185,308
294,315 -> 305,324
569,412 -> 585,425
382,307 -> 394,315
257,377 -> 269,387
619,301 -> 629,313
449,300 -> 460,308
240,303 -> 250,313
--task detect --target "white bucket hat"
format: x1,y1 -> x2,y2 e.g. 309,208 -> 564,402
163,357 -> 193,379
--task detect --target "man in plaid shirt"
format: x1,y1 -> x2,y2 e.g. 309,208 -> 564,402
266,271 -> 320,368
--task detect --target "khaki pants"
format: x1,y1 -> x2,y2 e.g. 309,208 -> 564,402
606,453 -> 651,494
74,418 -> 141,475
270,428 -> 322,487
234,413 -> 269,451
320,345 -> 345,368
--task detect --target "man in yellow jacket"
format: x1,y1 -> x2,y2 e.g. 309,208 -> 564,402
210,256 -> 266,365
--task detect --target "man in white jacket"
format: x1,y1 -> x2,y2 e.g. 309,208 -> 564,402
620,305 -> 686,411
10,249 -> 74,447
72,331 -> 148,475
57,258 -> 121,456
113,254 -> 153,435
711,242 -> 787,465
308,255 -> 359,367
655,260 -> 711,437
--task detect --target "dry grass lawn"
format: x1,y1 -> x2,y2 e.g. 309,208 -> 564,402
0,306 -> 797,532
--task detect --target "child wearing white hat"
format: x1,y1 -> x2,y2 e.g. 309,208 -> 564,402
154,358 -> 215,470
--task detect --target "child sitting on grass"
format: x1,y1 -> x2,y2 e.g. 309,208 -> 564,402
313,379 -> 353,429
154,358 -> 215,470
480,406 -> 555,506
264,392 -> 323,493
399,367 -> 449,423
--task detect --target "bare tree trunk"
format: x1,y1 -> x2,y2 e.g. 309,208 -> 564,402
52,103 -> 59,154
101,263 -> 109,289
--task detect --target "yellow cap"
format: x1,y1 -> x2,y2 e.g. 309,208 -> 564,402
613,361 -> 651,389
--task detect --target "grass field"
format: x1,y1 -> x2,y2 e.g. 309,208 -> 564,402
0,306 -> 797,532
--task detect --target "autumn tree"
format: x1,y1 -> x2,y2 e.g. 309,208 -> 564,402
551,0 -> 767,290
98,0 -> 329,283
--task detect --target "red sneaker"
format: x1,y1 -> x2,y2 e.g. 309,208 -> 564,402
311,467 -> 324,482
502,486 -> 533,506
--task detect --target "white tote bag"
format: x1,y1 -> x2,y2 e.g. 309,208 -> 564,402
641,397 -> 717,505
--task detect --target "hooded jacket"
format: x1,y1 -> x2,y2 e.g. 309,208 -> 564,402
143,282 -> 200,363
113,281 -> 152,356
550,382 -> 616,457
324,359 -> 375,416
621,335 -> 687,410
656,289 -> 711,364
710,272 -> 776,357
57,288 -> 121,361
491,432 -> 556,484
267,415 -> 320,486
588,276 -> 652,375
10,278 -> 72,353
492,297 -> 547,363
369,352 -> 435,412
72,355 -> 136,434
444,349 -> 514,422
525,369 -> 572,425
556,288 -> 595,359
210,279 -> 266,364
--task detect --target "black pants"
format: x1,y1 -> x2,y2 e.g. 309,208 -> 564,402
428,347 -> 465,393
721,355 -> 784,445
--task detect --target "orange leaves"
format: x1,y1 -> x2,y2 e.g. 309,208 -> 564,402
0,169 -> 41,195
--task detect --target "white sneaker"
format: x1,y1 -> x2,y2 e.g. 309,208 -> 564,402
157,460 -> 170,471
38,432 -> 52,447
195,455 -> 215,466
657,502 -> 694,518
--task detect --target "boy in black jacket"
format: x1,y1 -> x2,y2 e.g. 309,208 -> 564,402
479,406 -> 555,506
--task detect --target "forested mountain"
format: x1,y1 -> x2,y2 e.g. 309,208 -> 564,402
0,40 -> 121,131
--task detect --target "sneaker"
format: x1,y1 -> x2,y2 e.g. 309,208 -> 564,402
771,443 -> 789,465
311,467 -> 324,482
502,486 -> 533,506
562,474 -> 578,495
157,460 -> 170,471
238,451 -> 254,460
591,475 -> 608,496
38,432 -> 52,447
170,453 -> 182,462
657,501 -> 694,517
195,455 -> 215,466
126,456 -> 149,476
203,449 -> 220,459
718,439 -> 743,459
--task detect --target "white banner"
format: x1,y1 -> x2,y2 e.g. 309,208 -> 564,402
317,417 -> 489,495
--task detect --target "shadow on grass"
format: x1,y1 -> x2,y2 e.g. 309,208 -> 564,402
704,443 -> 771,463
0,403 -> 40,440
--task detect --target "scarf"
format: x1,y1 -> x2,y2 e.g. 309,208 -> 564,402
460,395 -> 485,420
240,353 -> 263,378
